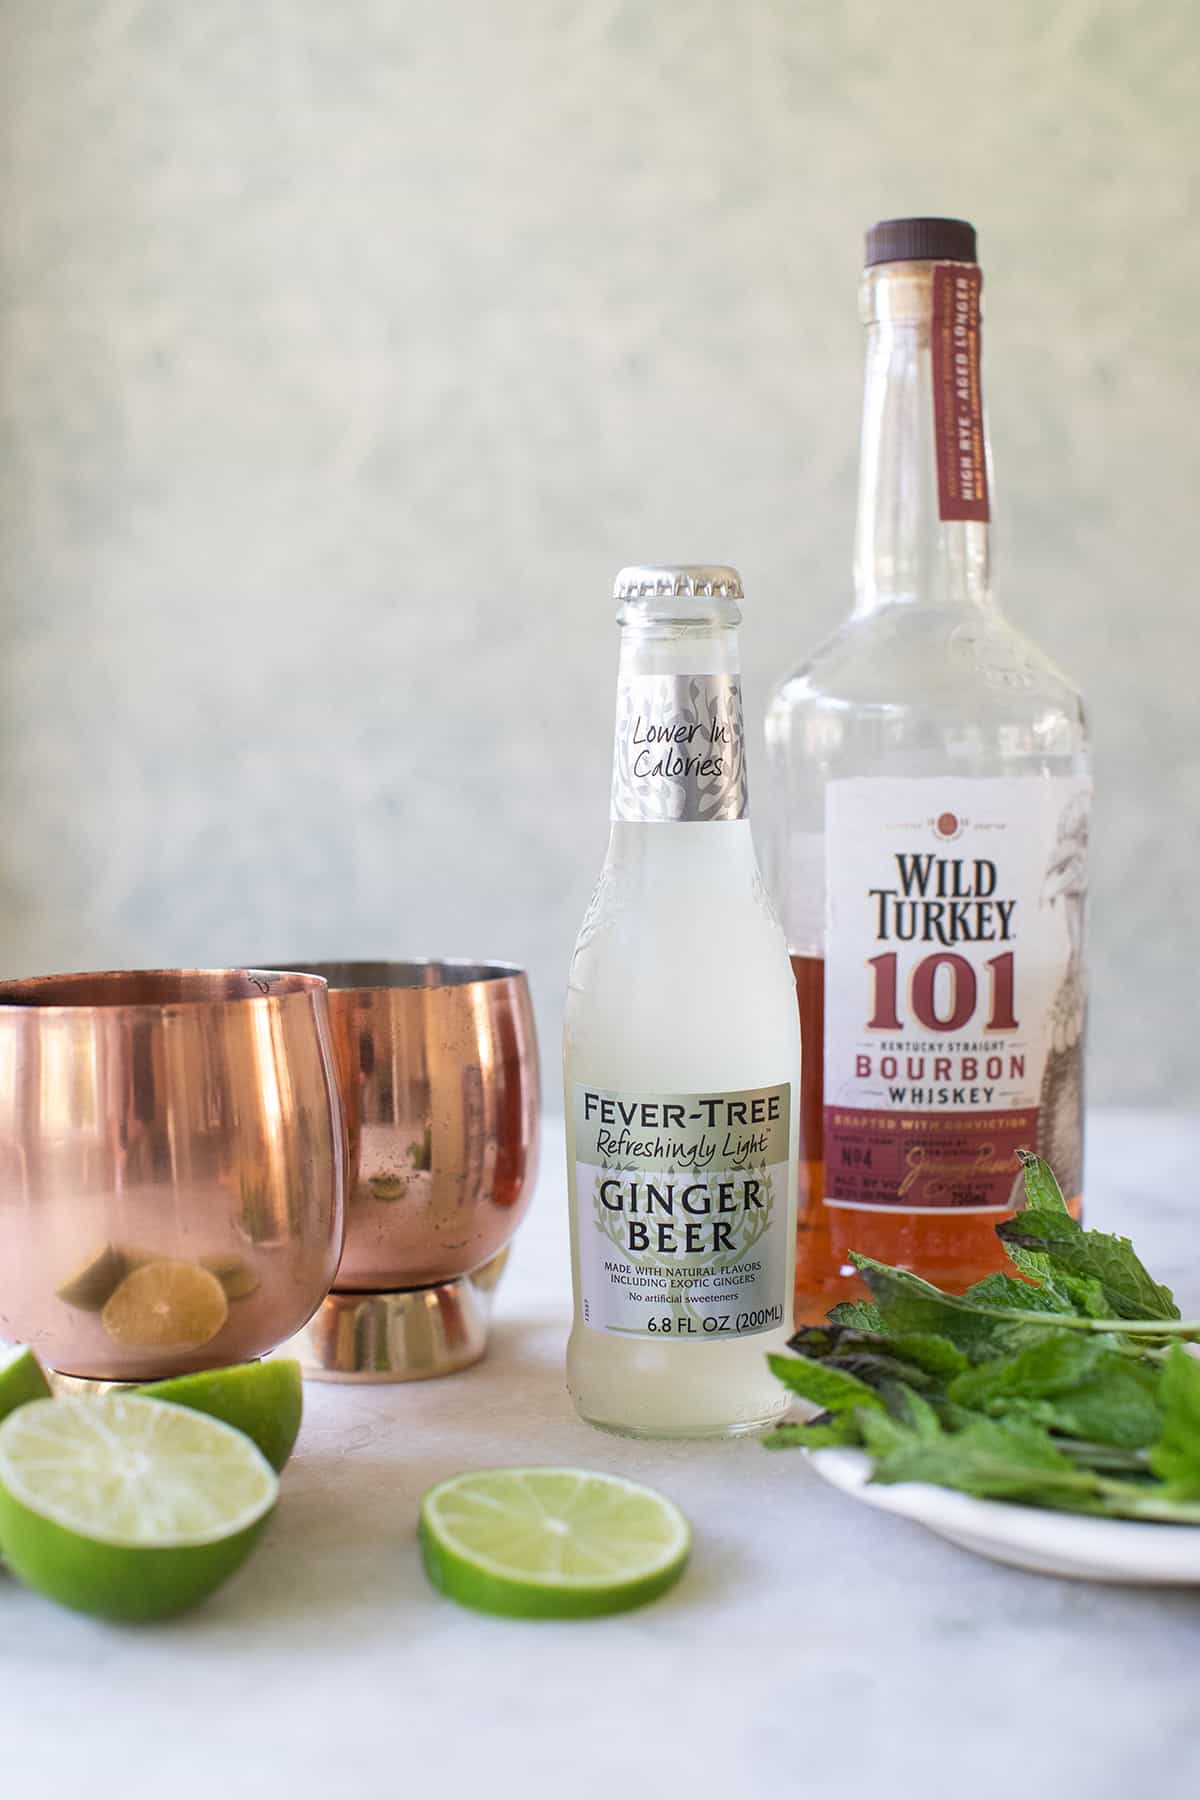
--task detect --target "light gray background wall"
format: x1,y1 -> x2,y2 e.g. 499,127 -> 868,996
0,2 -> 1196,1105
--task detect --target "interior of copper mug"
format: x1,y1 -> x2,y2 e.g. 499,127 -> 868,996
0,968 -> 326,1008
279,960 -> 525,990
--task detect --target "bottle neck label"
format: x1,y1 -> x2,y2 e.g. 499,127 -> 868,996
930,262 -> 990,523
610,673 -> 748,822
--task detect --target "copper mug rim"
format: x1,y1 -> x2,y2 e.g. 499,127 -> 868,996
0,967 -> 330,1014
270,959 -> 528,992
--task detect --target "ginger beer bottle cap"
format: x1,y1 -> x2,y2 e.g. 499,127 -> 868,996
612,565 -> 744,601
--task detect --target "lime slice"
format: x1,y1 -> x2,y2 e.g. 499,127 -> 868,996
139,1360 -> 302,1471
368,1174 -> 408,1202
0,1347 -> 52,1422
0,1395 -> 277,1620
101,1260 -> 229,1351
419,1467 -> 691,1619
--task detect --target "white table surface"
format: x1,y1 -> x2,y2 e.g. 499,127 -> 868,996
5,1110 -> 1200,1800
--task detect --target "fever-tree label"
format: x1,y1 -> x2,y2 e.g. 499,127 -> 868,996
573,1082 -> 791,1339
823,776 -> 1089,1211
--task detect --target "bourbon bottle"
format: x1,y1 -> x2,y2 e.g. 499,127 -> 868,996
764,218 -> 1090,1321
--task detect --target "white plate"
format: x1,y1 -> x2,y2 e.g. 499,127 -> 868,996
809,1447 -> 1200,1585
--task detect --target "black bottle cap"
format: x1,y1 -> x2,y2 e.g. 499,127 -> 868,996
864,217 -> 977,267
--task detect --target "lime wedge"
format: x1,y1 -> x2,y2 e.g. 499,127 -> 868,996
199,1254 -> 261,1301
55,1243 -> 145,1312
0,1395 -> 277,1620
419,1467 -> 691,1619
139,1360 -> 302,1471
0,1347 -> 52,1422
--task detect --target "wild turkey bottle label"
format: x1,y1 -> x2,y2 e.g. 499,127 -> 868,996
823,776 -> 1090,1211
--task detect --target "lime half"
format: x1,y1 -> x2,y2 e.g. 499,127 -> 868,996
139,1360 -> 302,1471
419,1467 -> 691,1619
0,1348 -> 52,1422
0,1395 -> 277,1620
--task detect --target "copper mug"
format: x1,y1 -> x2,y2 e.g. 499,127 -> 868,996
280,961 -> 540,1379
0,969 -> 346,1383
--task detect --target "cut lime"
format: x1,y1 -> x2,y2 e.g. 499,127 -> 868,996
56,1244 -> 136,1312
0,1347 -> 52,1421
0,1395 -> 277,1620
419,1467 -> 691,1619
200,1254 -> 261,1301
139,1360 -> 302,1471
368,1173 -> 408,1202
101,1260 -> 229,1351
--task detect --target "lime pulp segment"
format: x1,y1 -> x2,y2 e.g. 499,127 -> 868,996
0,1394 -> 277,1545
419,1467 -> 691,1619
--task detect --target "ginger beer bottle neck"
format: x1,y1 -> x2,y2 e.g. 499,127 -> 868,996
618,620 -> 741,682
853,260 -> 994,619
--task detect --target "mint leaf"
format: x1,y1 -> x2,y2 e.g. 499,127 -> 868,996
1015,1149 -> 1072,1215
965,1270 -> 1075,1315
765,1353 -> 885,1416
1148,1345 -> 1200,1498
859,1407 -> 1200,1519
947,1333 -> 1163,1451
826,1299 -> 884,1330
850,1253 -> 1043,1358
1029,1368 -> 1163,1452
1041,1271 -> 1113,1319
763,1414 -> 863,1451
993,1220 -> 1112,1318
891,1333 -> 970,1381
859,1409 -> 1104,1508
997,1213 -> 1179,1322
786,1324 -> 955,1394
947,1330 -> 1104,1410
890,1383 -> 942,1440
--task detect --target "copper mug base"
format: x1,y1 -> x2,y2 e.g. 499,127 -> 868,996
288,1248 -> 509,1382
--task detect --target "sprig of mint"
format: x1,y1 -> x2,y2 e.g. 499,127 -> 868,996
766,1152 -> 1200,1523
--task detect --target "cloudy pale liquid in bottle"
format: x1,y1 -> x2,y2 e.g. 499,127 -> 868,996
565,572 -> 799,1438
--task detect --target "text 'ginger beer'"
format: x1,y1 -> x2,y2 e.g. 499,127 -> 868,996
565,566 -> 800,1437
764,219 -> 1090,1322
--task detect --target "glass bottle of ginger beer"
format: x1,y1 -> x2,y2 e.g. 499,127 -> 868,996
764,219 -> 1090,1322
565,565 -> 800,1437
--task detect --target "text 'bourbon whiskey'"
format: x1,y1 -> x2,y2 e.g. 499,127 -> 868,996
765,218 -> 1090,1322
